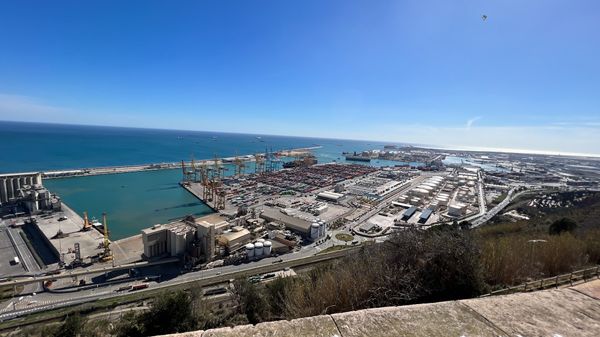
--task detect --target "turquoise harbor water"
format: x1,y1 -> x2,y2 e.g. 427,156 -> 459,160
43,170 -> 213,240
1,121 -> 416,239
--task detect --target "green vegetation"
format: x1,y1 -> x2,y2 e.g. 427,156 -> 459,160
317,245 -> 353,254
113,291 -> 196,336
477,220 -> 600,286
549,218 -> 577,235
476,191 -> 600,286
335,233 -> 354,242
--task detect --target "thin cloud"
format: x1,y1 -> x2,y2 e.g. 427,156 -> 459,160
0,93 -> 69,122
551,121 -> 600,128
0,93 -> 67,117
466,116 -> 482,130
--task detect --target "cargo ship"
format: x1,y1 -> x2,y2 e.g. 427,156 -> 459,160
283,155 -> 317,168
343,152 -> 371,162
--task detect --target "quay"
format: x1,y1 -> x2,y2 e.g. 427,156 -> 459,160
41,146 -> 321,179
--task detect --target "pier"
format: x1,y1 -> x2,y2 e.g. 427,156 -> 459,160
40,146 -> 322,179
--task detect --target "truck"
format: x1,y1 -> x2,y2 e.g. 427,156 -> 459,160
130,283 -> 149,291
11,256 -> 20,265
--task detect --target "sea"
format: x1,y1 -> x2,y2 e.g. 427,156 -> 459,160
1,121 -> 414,239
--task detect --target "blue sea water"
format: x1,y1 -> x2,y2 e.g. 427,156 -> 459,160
1,121 -> 408,239
0,121 -> 398,173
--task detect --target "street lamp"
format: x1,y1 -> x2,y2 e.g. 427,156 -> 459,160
527,239 -> 547,272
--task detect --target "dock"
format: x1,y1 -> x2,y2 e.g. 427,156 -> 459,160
41,146 -> 322,179
180,182 -> 238,216
33,204 -> 105,266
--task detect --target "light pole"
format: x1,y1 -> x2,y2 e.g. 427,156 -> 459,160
527,239 -> 547,273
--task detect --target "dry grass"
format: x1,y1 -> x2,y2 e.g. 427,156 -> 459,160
478,229 -> 598,286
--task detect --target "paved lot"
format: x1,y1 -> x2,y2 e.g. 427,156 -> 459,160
0,226 -> 25,277
34,206 -> 104,265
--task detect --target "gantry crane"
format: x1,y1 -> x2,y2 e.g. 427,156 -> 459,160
233,156 -> 245,177
255,153 -> 265,174
181,160 -> 194,183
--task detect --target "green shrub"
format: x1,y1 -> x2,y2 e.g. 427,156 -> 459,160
549,218 -> 577,235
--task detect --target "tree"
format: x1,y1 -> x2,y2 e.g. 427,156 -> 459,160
139,291 -> 197,336
459,221 -> 472,230
53,314 -> 84,337
232,278 -> 270,324
549,218 -> 577,235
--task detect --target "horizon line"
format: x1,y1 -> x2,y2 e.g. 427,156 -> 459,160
2,119 -> 599,159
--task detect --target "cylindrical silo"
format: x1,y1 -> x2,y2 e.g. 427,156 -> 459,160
254,242 -> 264,257
318,221 -> 325,237
263,241 -> 272,256
245,243 -> 255,258
0,179 -> 7,203
310,223 -> 320,240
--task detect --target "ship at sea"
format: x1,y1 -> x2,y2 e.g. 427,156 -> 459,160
283,154 -> 318,168
343,151 -> 371,162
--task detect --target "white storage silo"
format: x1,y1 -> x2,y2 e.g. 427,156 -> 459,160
310,223 -> 320,240
263,241 -> 272,256
318,221 -> 325,237
245,243 -> 255,258
254,242 -> 264,257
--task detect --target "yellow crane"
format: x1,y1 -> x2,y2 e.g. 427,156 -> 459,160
82,211 -> 92,231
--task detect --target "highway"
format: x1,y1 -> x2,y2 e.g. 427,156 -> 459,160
471,188 -> 520,227
0,257 -> 181,288
0,243 -> 360,322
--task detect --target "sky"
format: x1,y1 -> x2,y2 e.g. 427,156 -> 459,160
0,0 -> 599,155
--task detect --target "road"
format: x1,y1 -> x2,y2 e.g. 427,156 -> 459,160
471,188 -> 521,227
0,220 -> 42,295
0,258 -> 180,288
0,241 -> 358,322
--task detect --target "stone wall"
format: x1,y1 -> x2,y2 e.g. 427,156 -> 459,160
159,279 -> 600,337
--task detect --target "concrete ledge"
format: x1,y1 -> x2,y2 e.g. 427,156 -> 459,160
203,315 -> 340,337
332,301 -> 505,337
463,286 -> 600,337
158,279 -> 600,337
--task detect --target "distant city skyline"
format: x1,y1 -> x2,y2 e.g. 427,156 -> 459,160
0,1 -> 598,155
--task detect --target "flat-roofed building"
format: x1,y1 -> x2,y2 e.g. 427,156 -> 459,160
402,206 -> 418,221
141,215 -> 218,261
448,203 -> 467,217
261,208 -> 312,236
419,208 -> 434,223
317,191 -> 344,202
217,227 -> 251,252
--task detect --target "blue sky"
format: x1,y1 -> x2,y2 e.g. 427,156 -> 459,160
0,0 -> 599,155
